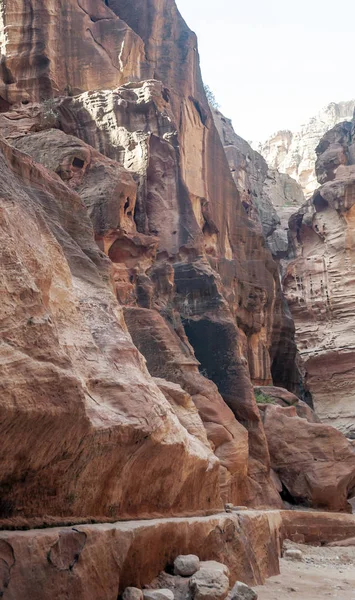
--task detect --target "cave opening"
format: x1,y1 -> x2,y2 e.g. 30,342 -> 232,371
280,482 -> 308,508
313,192 -> 329,212
72,157 -> 85,169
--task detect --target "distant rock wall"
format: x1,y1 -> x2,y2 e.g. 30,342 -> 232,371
260,101 -> 355,198
283,117 -> 355,438
213,109 -> 305,258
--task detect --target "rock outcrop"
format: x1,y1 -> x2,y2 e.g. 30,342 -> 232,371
259,101 -> 355,198
283,115 -> 355,439
0,509 -> 354,600
0,0 -> 307,513
0,0 -> 354,562
213,109 -> 305,258
261,405 -> 355,511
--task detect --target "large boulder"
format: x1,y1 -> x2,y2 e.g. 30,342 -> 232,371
174,555 -> 200,577
262,405 -> 355,511
189,561 -> 230,600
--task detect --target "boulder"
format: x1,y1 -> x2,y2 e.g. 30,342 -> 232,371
174,555 -> 200,577
123,588 -> 144,600
230,581 -> 258,600
189,561 -> 229,600
283,549 -> 303,561
263,405 -> 355,511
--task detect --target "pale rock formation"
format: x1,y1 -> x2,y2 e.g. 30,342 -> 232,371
124,589 -> 144,600
260,100 -> 355,197
189,561 -> 230,600
174,554 -> 200,577
143,590 -> 174,600
283,115 -> 355,438
213,109 -> 305,258
230,581 -> 258,600
283,548 -> 303,561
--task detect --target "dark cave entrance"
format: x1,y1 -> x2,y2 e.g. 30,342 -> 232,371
182,317 -> 232,393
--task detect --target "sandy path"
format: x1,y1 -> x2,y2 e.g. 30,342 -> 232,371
254,542 -> 355,599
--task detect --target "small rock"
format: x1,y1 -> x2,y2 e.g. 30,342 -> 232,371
284,549 -> 303,561
174,554 -> 200,577
143,590 -> 174,600
230,581 -> 258,600
123,588 -> 144,600
189,562 -> 229,600
225,503 -> 233,513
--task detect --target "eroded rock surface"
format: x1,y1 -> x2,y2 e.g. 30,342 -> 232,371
213,109 -> 305,258
283,113 -> 355,438
261,405 -> 355,511
0,0 -> 354,534
0,0 -> 301,510
260,100 -> 355,197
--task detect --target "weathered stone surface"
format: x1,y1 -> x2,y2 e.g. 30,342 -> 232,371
0,0 -> 353,542
0,134 -> 223,519
327,537 -> 355,547
0,509 -> 353,599
0,512 -> 282,599
283,548 -> 303,561
0,0 -> 296,509
189,561 -> 229,600
143,590 -> 174,600
283,113 -> 355,438
230,581 -> 258,600
174,554 -> 200,577
254,386 -> 319,422
280,510 -> 355,545
260,100 -> 355,197
213,109 -> 305,255
123,588 -> 144,600
261,405 -> 355,511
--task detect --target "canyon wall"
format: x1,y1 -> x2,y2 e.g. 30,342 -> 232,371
213,109 -> 305,258
283,116 -> 355,439
0,0 -> 292,516
260,100 -> 355,198
0,0 -> 354,528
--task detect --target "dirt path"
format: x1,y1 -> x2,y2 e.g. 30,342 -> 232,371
254,541 -> 355,599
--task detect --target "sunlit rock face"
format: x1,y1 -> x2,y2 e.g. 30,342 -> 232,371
283,116 -> 355,439
0,0 -> 292,512
259,101 -> 355,198
1,0 -> 354,520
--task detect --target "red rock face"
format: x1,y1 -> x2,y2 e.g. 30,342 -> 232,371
1,0 -> 354,521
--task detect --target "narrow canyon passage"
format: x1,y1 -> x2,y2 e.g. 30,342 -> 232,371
0,0 -> 354,598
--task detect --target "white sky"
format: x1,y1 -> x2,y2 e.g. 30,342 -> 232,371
175,0 -> 355,142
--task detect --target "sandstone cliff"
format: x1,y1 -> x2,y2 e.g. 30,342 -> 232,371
0,0 -> 354,526
213,109 -> 305,258
283,116 -> 355,440
260,101 -> 355,198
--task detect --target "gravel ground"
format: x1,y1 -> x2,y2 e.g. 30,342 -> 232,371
254,540 -> 355,599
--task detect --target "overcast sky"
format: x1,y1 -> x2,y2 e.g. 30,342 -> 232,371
175,0 -> 355,142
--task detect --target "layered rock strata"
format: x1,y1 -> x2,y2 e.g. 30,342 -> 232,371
283,116 -> 355,439
260,100 -> 355,197
0,510 -> 354,600
0,0 -> 354,528
0,0 -> 300,513
213,109 -> 305,259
